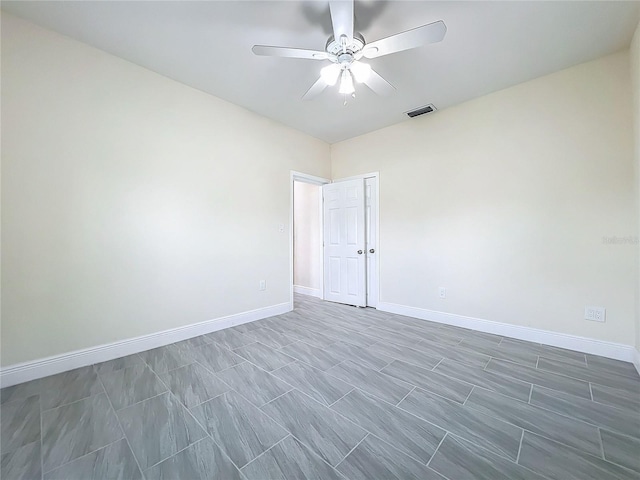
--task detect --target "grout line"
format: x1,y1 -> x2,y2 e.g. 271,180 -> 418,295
395,386 -> 416,407
239,434 -> 291,471
528,384 -> 533,404
430,357 -> 445,372
597,428 -> 606,460
42,436 -> 126,475
39,394 -> 44,480
333,433 -> 369,470
463,385 -> 475,406
96,374 -> 147,480
535,356 -> 540,369
143,436 -> 210,471
426,432 -> 448,468
328,388 -> 355,408
114,391 -> 169,412
515,430 -> 525,463
589,383 -> 594,401
259,388 -> 295,408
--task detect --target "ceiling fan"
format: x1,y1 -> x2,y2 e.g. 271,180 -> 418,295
252,0 -> 446,100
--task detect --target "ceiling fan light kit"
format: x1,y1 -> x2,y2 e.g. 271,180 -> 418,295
252,0 -> 447,101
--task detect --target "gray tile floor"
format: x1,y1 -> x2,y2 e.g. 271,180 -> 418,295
2,293 -> 639,479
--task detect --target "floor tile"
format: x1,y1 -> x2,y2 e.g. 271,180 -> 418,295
361,327 -> 423,348
242,436 -> 343,480
518,431 -> 639,480
95,354 -> 144,375
381,360 -> 473,403
244,327 -> 296,349
337,434 -> 445,480
326,360 -> 413,405
399,325 -> 464,346
457,340 -> 539,368
233,342 -> 296,372
145,437 -> 242,480
366,341 -> 442,370
42,393 -> 123,472
400,387 -> 522,460
498,339 -> 588,367
100,364 -> 167,410
465,387 -> 602,456
600,429 -> 640,473
324,341 -> 393,371
272,361 -> 353,406
591,383 -> 640,413
207,328 -> 256,350
40,366 -> 104,410
585,356 -> 640,380
486,358 -> 591,399
280,341 -> 344,371
1,395 -> 40,454
428,434 -> 546,480
282,325 -> 338,348
44,439 -> 141,480
261,389 -> 367,467
1,441 -> 41,480
537,357 -> 640,393
170,336 -> 213,356
229,321 -> 264,334
159,363 -> 229,408
0,380 -> 41,405
216,361 -> 292,407
331,389 -> 446,464
530,385 -> 640,439
190,390 -> 287,468
139,345 -> 193,374
190,342 -> 245,373
434,358 -> 531,402
116,392 -> 206,470
413,338 -> 491,368
317,325 -> 380,348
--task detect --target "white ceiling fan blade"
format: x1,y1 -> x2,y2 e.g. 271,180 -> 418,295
363,20 -> 446,59
329,0 -> 354,45
361,67 -> 395,96
302,76 -> 328,100
252,45 -> 328,60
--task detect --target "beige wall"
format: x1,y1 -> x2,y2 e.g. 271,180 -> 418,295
293,181 -> 322,291
1,13 -> 331,366
632,22 -> 640,351
333,51 -> 636,345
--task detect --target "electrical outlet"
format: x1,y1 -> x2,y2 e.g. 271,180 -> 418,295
259,280 -> 266,291
439,287 -> 446,299
584,306 -> 605,322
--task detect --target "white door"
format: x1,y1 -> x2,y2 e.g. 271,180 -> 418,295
365,177 -> 378,307
323,179 -> 366,307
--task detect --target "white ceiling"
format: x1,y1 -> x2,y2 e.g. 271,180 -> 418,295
3,1 -> 639,143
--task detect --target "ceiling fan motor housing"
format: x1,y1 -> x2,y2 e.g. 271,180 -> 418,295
325,32 -> 366,64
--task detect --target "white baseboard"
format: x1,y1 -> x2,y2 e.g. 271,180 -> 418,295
377,302 -> 637,364
0,302 -> 291,388
633,349 -> 640,376
293,285 -> 322,299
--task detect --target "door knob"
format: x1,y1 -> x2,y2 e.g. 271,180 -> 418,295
357,250 -> 363,255
369,249 -> 375,253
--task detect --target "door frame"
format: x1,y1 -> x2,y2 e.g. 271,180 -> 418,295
289,171 -> 331,310
332,172 -> 380,308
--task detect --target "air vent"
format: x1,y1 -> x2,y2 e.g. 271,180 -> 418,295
406,104 -> 437,118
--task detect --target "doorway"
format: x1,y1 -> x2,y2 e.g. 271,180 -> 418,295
290,171 -> 379,309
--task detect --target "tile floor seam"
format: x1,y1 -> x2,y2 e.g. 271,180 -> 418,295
528,384 -> 533,404
39,394 -> 44,479
113,390 -> 169,413
536,363 -> 640,391
526,391 -> 640,439
535,356 -> 540,369
151,375 -> 246,475
597,427 -> 606,460
142,435 -> 210,472
259,388 -> 296,408
425,432 -> 448,468
430,358 -> 445,372
395,386 -> 416,407
462,385 -> 475,406
238,434 -> 291,471
515,429 -> 525,463
461,399 -> 620,463
41,436 -> 125,476
39,389 -> 105,414
96,373 -> 146,480
327,388 -> 355,408
589,382 -> 595,401
332,432 -> 370,470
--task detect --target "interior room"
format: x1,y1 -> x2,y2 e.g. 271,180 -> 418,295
1,1 -> 639,479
